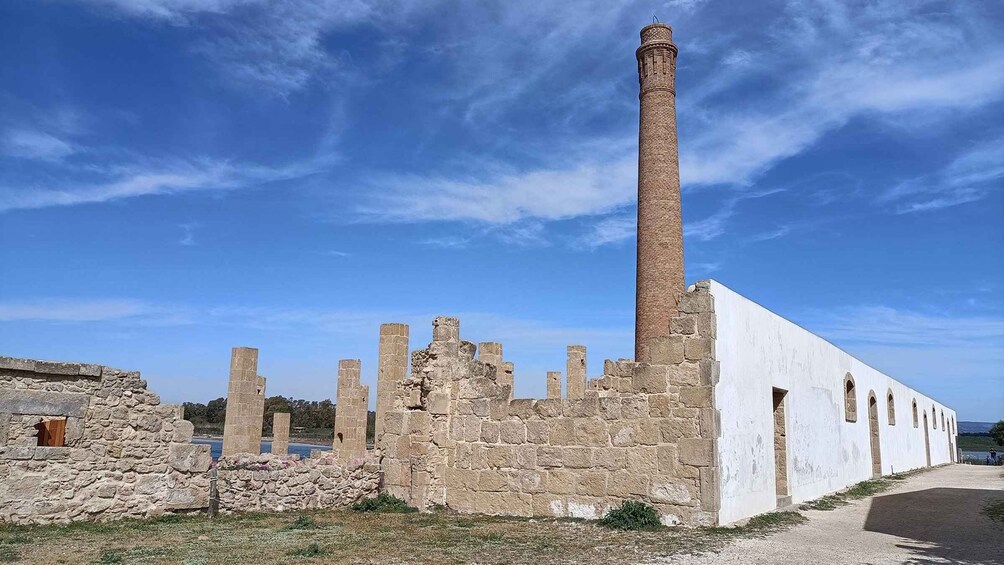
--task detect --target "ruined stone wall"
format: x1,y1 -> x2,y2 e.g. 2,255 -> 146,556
216,453 -> 380,513
222,347 -> 266,457
0,357 -> 211,524
381,284 -> 719,526
332,360 -> 369,462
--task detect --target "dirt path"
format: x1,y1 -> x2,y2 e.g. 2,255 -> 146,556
659,465 -> 1004,565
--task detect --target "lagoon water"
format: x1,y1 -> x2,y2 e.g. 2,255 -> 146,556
192,438 -> 329,461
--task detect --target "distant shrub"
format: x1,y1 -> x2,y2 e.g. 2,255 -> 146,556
288,543 -> 328,558
599,501 -> 662,531
284,515 -> 318,530
351,493 -> 418,513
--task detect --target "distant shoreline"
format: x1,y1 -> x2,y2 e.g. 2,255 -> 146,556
193,434 -> 332,446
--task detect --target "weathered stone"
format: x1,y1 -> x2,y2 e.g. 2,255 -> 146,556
0,389 -> 90,418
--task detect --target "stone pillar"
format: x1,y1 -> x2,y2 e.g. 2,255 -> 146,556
546,371 -> 561,399
566,345 -> 586,399
222,347 -> 266,457
333,359 -> 369,462
635,22 -> 684,362
502,362 -> 515,400
271,412 -> 290,456
376,323 -> 409,449
479,342 -> 511,398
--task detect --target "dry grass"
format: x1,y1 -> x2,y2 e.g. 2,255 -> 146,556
0,506 -> 808,565
799,467 -> 932,512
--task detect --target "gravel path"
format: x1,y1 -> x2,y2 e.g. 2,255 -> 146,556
657,465 -> 1004,565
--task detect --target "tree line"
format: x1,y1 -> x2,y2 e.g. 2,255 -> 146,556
183,396 -> 375,441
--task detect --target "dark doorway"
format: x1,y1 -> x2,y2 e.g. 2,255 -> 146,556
923,412 -> 931,466
868,392 -> 881,478
773,388 -> 789,507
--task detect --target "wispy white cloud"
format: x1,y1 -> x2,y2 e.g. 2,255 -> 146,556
1,129 -> 76,161
0,156 -> 328,212
578,213 -> 636,249
178,222 -> 198,246
358,156 -> 636,225
805,305 -> 1004,349
0,299 -> 157,322
881,137 -> 1004,214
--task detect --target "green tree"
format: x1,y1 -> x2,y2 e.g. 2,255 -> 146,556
991,420 -> 1004,447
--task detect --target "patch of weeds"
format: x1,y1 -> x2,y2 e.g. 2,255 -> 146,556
0,545 -> 19,563
845,479 -> 888,498
477,532 -> 506,544
288,543 -> 328,558
744,511 -> 806,532
982,499 -> 1004,524
599,501 -> 662,531
284,515 -> 318,530
453,518 -> 476,529
94,550 -> 124,564
800,494 -> 847,511
61,521 -> 117,535
152,513 -> 185,524
351,493 -> 418,513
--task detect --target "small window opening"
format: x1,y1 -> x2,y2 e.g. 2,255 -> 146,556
887,390 -> 896,425
844,374 -> 857,422
35,418 -> 66,447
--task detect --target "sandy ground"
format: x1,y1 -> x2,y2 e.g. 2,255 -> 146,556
657,465 -> 1004,565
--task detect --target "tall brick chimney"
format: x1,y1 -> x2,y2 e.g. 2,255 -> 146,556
635,22 -> 684,362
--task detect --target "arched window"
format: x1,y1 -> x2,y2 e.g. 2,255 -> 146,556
887,390 -> 896,425
932,404 -> 937,429
912,399 -> 918,428
940,410 -> 945,431
844,373 -> 857,422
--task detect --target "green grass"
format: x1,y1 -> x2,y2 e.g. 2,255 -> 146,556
0,504 -> 812,564
351,493 -> 418,513
708,511 -> 807,536
288,543 -> 329,558
599,501 -> 663,531
800,468 -> 930,511
958,434 -> 999,451
284,515 -> 319,530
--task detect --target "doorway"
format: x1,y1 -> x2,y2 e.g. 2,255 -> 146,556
867,393 -> 881,478
772,388 -> 789,507
923,412 -> 931,466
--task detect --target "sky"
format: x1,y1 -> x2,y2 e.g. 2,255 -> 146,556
0,0 -> 1001,421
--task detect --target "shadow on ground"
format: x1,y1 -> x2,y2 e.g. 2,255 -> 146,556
864,487 -> 1004,564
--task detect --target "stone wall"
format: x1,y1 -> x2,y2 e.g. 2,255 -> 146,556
222,347 -> 266,457
0,357 -> 211,524
381,283 -> 719,526
216,453 -> 380,513
332,360 -> 368,462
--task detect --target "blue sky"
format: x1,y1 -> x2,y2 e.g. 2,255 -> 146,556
0,0 -> 1001,421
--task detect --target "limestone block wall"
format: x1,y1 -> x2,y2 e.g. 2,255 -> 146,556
332,360 -> 369,462
0,357 -> 211,524
216,453 -> 380,513
222,347 -> 266,457
271,413 -> 290,456
376,323 -> 409,448
381,285 -> 719,526
711,280 -> 959,524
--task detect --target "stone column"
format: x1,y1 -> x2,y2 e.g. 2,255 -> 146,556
376,323 -> 409,449
479,342 -> 511,398
635,22 -> 684,362
271,412 -> 290,456
566,345 -> 586,399
222,347 -> 266,457
546,371 -> 561,399
333,359 -> 369,462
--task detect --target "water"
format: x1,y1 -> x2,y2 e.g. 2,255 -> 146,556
192,438 -> 330,461
961,450 -> 1002,465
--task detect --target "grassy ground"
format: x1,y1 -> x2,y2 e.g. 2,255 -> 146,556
0,508 -> 807,565
798,468 -> 929,511
957,434 -> 998,451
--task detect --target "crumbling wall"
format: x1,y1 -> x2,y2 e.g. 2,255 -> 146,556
216,453 -> 380,513
0,357 -> 211,524
380,283 -> 719,526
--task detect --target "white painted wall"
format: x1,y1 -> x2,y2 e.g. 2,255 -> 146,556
710,281 -> 958,525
